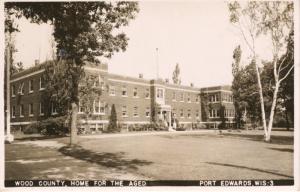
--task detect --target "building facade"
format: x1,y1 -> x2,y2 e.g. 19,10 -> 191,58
9,62 -> 234,132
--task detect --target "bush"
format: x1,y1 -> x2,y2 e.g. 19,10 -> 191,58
24,116 -> 69,136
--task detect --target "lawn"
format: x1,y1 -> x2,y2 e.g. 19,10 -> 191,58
5,130 -> 294,180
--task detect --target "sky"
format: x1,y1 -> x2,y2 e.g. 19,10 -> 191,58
13,1 -> 274,88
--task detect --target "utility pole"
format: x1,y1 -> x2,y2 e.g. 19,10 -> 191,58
5,36 -> 14,143
156,48 -> 159,79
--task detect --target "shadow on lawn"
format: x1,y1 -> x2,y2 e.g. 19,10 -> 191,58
58,145 -> 152,170
206,162 -> 293,179
222,133 -> 293,145
268,147 -> 293,153
14,135 -> 66,141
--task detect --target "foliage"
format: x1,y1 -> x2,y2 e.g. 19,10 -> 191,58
23,116 -> 69,135
218,105 -> 227,129
108,104 -> 118,132
6,2 -> 139,144
228,1 -> 293,141
172,63 -> 181,84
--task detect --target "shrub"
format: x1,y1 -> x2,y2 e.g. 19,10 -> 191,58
24,116 -> 68,136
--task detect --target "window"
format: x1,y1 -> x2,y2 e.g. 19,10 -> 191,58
133,106 -> 138,117
146,107 -> 150,117
156,88 -> 164,99
187,109 -> 191,118
133,87 -> 138,97
195,95 -> 200,103
39,76 -> 45,90
51,102 -> 57,115
187,93 -> 191,103
109,86 -> 116,96
122,106 -> 127,117
29,79 -> 34,93
12,84 -> 16,97
180,109 -> 184,118
20,104 -> 24,117
172,92 -> 176,101
172,108 -> 176,118
93,100 -> 105,114
180,93 -> 184,102
78,101 -> 85,113
209,109 -> 220,118
18,82 -> 25,95
29,103 -> 34,116
39,102 -> 44,116
12,106 -> 16,118
196,110 -> 199,119
122,86 -> 127,96
145,88 -> 150,98
209,94 -> 219,102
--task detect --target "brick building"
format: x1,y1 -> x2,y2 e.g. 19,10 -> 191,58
9,61 -> 234,132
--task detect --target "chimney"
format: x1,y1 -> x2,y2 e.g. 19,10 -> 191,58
139,73 -> 143,79
35,59 -> 40,66
190,83 -> 194,87
165,78 -> 169,83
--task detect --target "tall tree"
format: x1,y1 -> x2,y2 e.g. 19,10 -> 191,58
172,63 -> 181,85
108,104 -> 118,132
231,45 -> 244,129
6,2 -> 139,145
228,1 -> 293,141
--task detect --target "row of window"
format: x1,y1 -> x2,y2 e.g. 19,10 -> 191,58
172,109 -> 200,119
11,77 -> 45,97
109,86 -> 200,103
208,94 -> 233,103
209,109 -> 235,118
11,102 -> 55,118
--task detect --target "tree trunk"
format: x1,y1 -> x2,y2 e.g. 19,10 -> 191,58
70,102 -> 78,145
285,106 -> 290,131
254,61 -> 268,138
265,81 -> 280,142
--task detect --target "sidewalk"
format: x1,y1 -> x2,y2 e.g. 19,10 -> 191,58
79,129 -> 216,139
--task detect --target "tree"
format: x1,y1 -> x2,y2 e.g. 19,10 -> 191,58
231,45 -> 244,129
108,104 -> 118,132
7,2 -> 139,145
172,63 -> 181,84
228,1 -> 293,141
219,105 -> 227,131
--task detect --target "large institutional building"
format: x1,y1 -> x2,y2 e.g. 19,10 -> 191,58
10,61 -> 235,132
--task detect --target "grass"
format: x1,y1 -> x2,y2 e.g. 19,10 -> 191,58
5,129 -> 294,180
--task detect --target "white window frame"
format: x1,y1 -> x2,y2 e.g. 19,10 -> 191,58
29,79 -> 34,93
109,85 -> 116,96
145,88 -> 150,99
29,103 -> 34,117
145,107 -> 150,117
187,109 -> 191,118
133,87 -> 139,98
12,106 -> 16,118
133,106 -> 139,117
180,109 -> 184,118
122,86 -> 127,97
93,100 -> 105,115
20,104 -> 24,118
180,93 -> 184,102
51,102 -> 58,115
12,84 -> 16,97
78,101 -> 85,114
156,88 -> 164,99
39,102 -> 44,116
187,94 -> 191,103
18,82 -> 25,95
39,77 -> 45,90
172,92 -> 176,101
122,106 -> 127,117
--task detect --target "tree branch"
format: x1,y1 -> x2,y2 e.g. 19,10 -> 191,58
279,64 -> 294,83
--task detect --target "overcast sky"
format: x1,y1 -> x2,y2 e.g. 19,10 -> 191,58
13,1 -> 273,87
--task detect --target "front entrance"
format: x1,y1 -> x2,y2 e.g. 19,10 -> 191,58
156,105 -> 175,131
